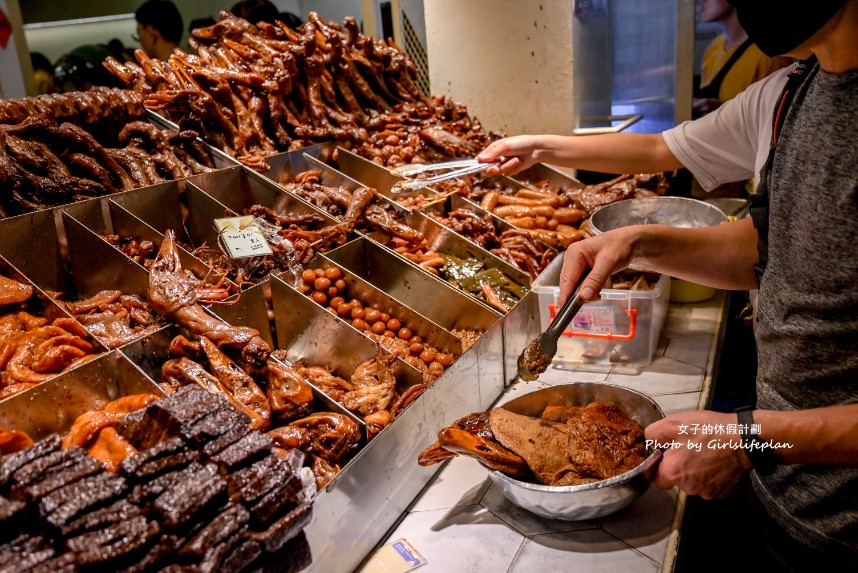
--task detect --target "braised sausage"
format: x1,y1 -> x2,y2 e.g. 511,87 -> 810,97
494,205 -> 555,218
553,207 -> 587,224
480,191 -> 499,212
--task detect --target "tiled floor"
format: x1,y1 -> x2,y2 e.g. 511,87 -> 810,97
358,294 -> 726,573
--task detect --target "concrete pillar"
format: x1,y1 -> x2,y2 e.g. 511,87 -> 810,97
424,0 -> 575,136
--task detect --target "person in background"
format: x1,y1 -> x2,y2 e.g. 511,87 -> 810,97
134,0 -> 183,60
188,17 -> 217,36
53,44 -> 122,92
691,0 -> 793,199
30,52 -> 57,95
693,0 -> 792,118
278,12 -> 304,29
477,0 -> 858,570
231,0 -> 280,25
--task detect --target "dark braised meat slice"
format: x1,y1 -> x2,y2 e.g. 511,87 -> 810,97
249,502 -> 313,553
40,473 -> 127,529
114,408 -> 149,447
150,384 -> 227,434
119,436 -> 189,480
119,384 -> 227,449
180,405 -> 249,446
152,465 -> 228,529
209,431 -> 273,472
202,423 -> 253,459
122,437 -> 199,482
198,533 -> 253,573
0,434 -> 62,486
29,553 -> 76,573
227,454 -> 290,506
178,502 -> 251,558
246,477 -> 303,526
0,496 -> 26,537
251,530 -> 312,573
120,539 -> 173,573
11,449 -> 102,502
127,461 -> 210,506
65,514 -> 160,568
9,446 -> 84,490
127,448 -> 197,483
59,498 -> 141,538
220,537 -> 261,573
0,535 -> 55,570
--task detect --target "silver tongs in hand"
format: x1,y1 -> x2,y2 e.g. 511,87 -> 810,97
389,158 -> 501,193
517,268 -> 591,381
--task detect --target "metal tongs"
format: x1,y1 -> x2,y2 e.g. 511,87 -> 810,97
517,268 -> 591,381
389,158 -> 501,193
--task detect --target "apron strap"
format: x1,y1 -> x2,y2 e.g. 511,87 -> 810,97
695,38 -> 754,100
751,57 -> 817,283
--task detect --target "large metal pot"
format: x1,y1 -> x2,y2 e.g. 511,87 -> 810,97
590,196 -> 728,302
590,196 -> 728,233
488,382 -> 664,521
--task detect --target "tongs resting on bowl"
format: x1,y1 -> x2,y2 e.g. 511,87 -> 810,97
517,268 -> 591,381
389,158 -> 501,193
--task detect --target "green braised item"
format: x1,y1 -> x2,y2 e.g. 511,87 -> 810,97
440,254 -> 527,310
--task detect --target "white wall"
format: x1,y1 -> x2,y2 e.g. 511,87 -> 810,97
24,0 -> 352,67
297,0 -> 361,25
0,0 -> 32,98
25,17 -> 136,65
272,0 -> 302,17
424,0 -> 575,136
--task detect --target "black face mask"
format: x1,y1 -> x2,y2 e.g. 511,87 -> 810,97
728,0 -> 847,56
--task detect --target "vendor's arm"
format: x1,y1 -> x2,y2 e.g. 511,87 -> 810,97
645,404 -> 858,499
477,133 -> 683,177
558,217 -> 760,303
479,68 -> 792,187
754,404 -> 858,466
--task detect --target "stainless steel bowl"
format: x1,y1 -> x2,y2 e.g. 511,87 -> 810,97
488,383 -> 664,521
590,196 -> 727,235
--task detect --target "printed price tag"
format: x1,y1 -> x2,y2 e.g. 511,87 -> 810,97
214,216 -> 273,259
550,303 -> 616,336
360,538 -> 426,572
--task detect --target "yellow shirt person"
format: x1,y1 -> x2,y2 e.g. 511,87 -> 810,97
699,35 -> 792,103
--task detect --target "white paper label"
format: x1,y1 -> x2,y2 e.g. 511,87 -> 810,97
360,538 -> 427,572
214,216 -> 273,259
551,302 -> 616,336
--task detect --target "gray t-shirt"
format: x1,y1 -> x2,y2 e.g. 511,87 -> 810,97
664,63 -> 858,558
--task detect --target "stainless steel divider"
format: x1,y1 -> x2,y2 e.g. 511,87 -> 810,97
0,351 -> 164,441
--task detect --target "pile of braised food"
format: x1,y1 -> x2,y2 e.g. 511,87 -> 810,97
419,401 -> 647,486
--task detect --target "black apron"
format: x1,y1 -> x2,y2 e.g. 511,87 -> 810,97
695,38 -> 754,100
750,57 -> 817,282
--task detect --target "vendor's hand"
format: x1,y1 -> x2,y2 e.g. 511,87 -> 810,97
558,227 -> 636,304
646,411 -> 752,500
476,135 -> 549,176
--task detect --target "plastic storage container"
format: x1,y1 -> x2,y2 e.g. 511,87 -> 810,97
531,256 -> 670,372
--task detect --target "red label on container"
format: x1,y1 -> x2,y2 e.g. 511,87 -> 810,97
549,303 -> 616,337
0,10 -> 11,49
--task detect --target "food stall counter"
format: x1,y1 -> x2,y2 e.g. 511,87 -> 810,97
355,291 -> 728,573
